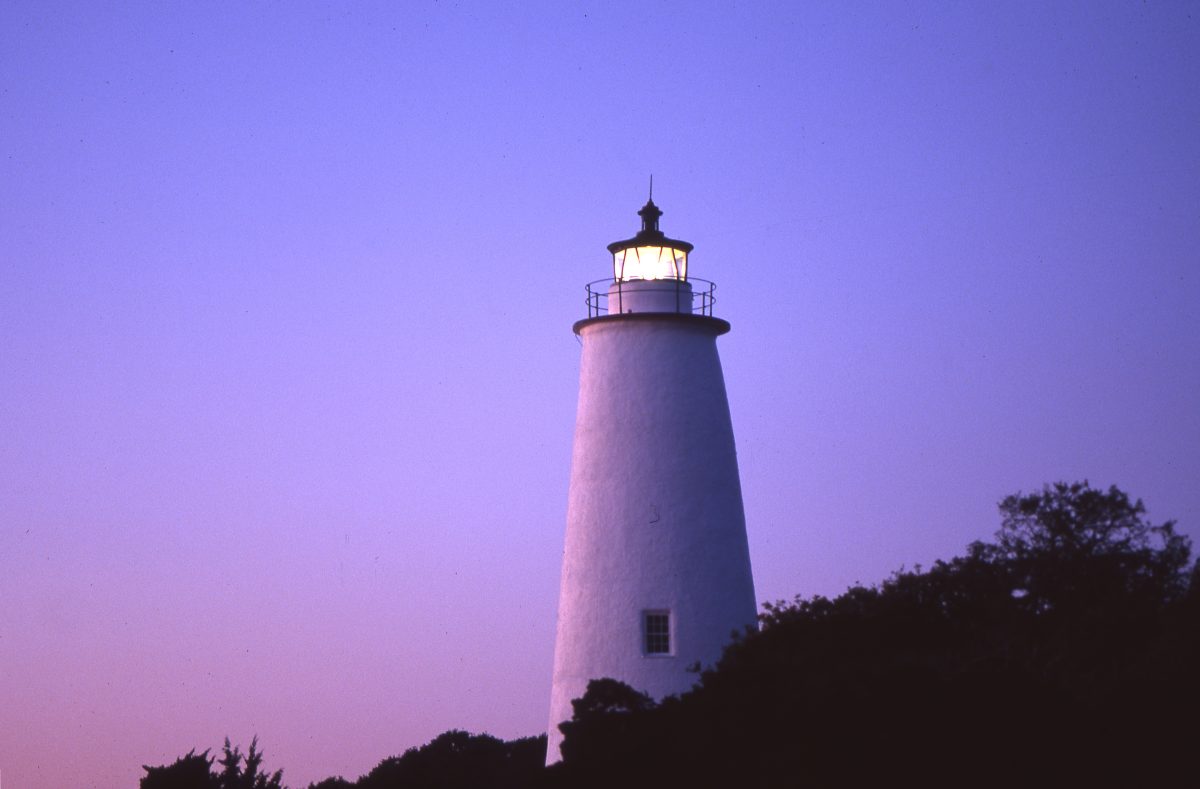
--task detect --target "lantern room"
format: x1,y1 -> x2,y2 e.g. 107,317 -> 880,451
579,196 -> 720,324
607,198 -> 694,282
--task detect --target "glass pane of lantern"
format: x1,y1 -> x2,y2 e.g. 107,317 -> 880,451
614,246 -> 687,282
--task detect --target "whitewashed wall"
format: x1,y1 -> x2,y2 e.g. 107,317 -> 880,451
546,307 -> 757,762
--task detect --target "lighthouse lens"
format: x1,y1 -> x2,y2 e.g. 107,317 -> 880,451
613,246 -> 688,282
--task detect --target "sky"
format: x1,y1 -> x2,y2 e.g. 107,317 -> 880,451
1,1 -> 1197,786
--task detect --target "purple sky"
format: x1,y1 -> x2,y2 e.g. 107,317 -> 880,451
2,2 -> 1197,786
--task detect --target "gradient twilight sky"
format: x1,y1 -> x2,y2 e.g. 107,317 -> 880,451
2,1 -> 1197,786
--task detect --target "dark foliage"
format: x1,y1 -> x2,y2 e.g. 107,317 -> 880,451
547,481 -> 1197,787
142,738 -> 284,789
555,679 -> 658,770
141,749 -> 215,789
150,482 -> 1196,788
217,737 -> 285,789
348,731 -> 546,789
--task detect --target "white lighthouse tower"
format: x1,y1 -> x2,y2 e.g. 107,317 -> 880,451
546,195 -> 757,762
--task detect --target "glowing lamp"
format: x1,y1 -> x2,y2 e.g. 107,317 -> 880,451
607,198 -> 693,282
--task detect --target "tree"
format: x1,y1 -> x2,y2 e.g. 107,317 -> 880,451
355,730 -> 545,789
552,482 -> 1196,786
141,749 -> 216,789
216,737 -> 285,789
143,483 -> 1195,787
988,480 -> 1191,610
143,739 -> 284,789
552,680 -> 670,788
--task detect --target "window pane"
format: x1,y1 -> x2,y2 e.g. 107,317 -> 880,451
644,612 -> 670,655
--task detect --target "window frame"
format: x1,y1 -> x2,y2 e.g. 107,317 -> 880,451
642,610 -> 673,657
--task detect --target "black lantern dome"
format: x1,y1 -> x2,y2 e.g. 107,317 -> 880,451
606,198 -> 694,282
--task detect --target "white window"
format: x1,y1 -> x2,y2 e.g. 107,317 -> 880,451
643,611 -> 671,655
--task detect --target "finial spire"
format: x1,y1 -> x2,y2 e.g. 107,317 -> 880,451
649,174 -> 653,201
638,195 -> 662,233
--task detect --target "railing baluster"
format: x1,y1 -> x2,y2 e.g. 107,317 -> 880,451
582,277 -> 717,320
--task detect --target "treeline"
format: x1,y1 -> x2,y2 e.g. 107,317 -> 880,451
145,482 -> 1199,787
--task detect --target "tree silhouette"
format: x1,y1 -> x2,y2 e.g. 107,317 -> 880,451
217,737 -> 285,789
142,739 -> 284,789
145,482 -> 1196,788
353,730 -> 545,789
554,679 -> 660,775
141,749 -> 215,789
550,481 -> 1197,787
989,480 -> 1191,609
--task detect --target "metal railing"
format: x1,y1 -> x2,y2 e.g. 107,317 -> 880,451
584,277 -> 717,319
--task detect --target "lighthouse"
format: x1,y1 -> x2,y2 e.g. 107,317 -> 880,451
546,195 -> 757,762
